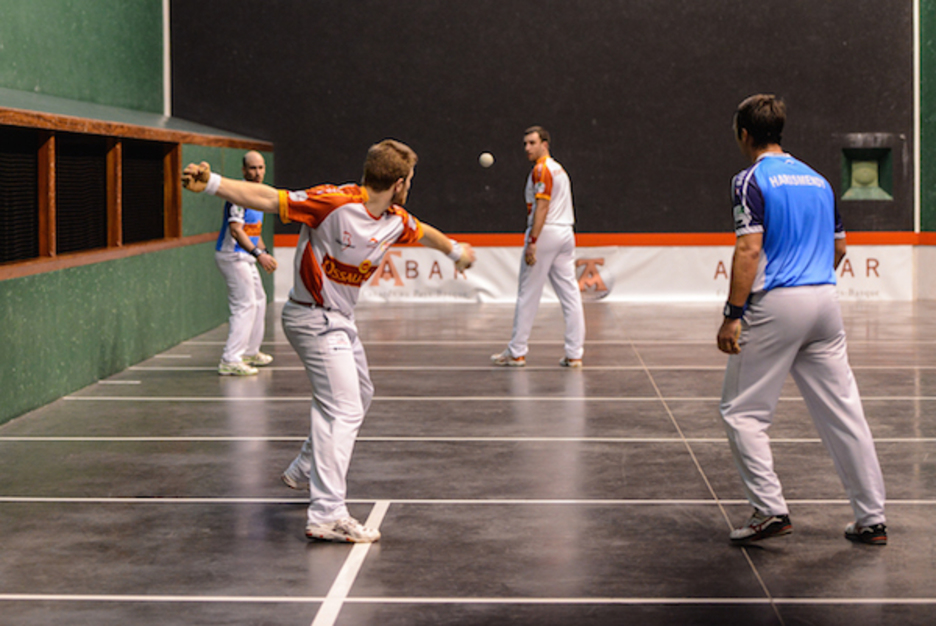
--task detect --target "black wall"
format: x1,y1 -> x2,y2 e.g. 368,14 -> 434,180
172,0 -> 913,234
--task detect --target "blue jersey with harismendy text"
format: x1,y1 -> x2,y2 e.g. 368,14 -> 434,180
731,153 -> 844,293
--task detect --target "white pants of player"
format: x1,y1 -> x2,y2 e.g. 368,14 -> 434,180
215,251 -> 266,364
281,301 -> 374,525
720,284 -> 886,527
508,224 -> 586,359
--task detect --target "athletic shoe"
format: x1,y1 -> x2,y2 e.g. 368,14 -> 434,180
729,510 -> 793,543
559,357 -> 583,368
491,350 -> 525,367
281,462 -> 308,491
218,361 -> 259,376
242,352 -> 273,366
845,522 -> 887,545
306,517 -> 381,543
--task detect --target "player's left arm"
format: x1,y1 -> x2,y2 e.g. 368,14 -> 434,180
419,223 -> 475,271
834,237 -> 847,270
717,232 -> 762,355
525,197 -> 550,266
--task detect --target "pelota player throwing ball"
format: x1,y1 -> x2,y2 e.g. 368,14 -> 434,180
183,140 -> 474,543
717,95 -> 887,546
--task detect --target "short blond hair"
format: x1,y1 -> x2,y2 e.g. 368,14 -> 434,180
362,139 -> 418,191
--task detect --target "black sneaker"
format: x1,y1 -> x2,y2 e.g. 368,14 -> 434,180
730,510 -> 793,543
845,522 -> 887,546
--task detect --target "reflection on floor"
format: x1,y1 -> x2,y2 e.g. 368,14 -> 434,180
2,301 -> 935,625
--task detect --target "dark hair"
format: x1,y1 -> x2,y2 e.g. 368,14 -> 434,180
361,139 -> 418,191
524,125 -> 551,145
734,95 -> 785,147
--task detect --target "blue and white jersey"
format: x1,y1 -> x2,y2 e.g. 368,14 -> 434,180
732,153 -> 844,293
216,202 -> 264,254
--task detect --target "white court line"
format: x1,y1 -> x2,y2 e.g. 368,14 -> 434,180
2,594 -> 935,606
3,435 -> 934,444
60,394 -> 936,402
127,364 -> 936,372
3,496 -> 935,506
312,501 -> 390,626
182,339 -> 936,346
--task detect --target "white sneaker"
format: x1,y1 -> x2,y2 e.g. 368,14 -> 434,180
559,357 -> 583,368
218,361 -> 259,376
729,510 -> 792,543
306,517 -> 381,543
242,352 -> 273,366
491,350 -> 525,367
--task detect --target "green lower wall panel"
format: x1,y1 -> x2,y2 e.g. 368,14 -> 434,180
0,242 -> 230,426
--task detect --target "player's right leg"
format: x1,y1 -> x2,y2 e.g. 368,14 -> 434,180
215,252 -> 259,375
720,289 -> 803,540
499,232 -> 553,364
281,302 -> 380,543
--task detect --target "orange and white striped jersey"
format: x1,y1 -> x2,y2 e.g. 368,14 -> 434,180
278,183 -> 423,318
524,156 -> 575,228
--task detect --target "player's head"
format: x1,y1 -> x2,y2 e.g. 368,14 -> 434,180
362,140 -> 418,202
242,151 -> 266,183
524,126 -> 550,162
734,94 -> 785,149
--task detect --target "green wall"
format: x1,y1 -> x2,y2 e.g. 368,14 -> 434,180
923,0 -> 936,232
0,145 -> 274,426
0,0 -> 163,113
1,243 -> 227,423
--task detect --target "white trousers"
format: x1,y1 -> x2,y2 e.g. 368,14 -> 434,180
215,252 -> 266,364
508,224 -> 586,359
281,301 -> 374,525
720,285 -> 886,526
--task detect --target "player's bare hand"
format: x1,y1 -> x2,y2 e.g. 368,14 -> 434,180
525,242 -> 537,266
717,318 -> 742,354
258,253 -> 278,273
455,243 -> 475,271
181,161 -> 212,192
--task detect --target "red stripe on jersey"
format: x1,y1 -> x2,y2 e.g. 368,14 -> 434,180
385,205 -> 424,243
298,241 -> 325,306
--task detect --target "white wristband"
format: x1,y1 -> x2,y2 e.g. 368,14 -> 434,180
205,173 -> 222,196
447,240 -> 463,262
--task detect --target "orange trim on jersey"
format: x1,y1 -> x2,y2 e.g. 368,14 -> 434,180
275,231 -> 931,248
278,190 -> 291,224
298,242 -> 325,306
532,157 -> 553,200
242,222 -> 263,237
283,184 -> 369,229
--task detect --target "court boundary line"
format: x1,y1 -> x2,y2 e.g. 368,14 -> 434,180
2,593 -> 935,606
60,395 -> 936,402
3,496 -> 933,506
1,436 -> 933,444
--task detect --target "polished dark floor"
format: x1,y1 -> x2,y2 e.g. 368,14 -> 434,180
2,301 -> 936,625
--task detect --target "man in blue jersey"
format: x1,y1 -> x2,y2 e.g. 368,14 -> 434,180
215,151 -> 278,376
717,95 -> 887,545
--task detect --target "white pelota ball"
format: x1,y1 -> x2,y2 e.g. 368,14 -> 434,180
478,152 -> 495,168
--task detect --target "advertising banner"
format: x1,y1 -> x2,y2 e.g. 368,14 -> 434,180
274,245 -> 914,303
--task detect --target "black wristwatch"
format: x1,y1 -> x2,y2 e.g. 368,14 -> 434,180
723,302 -> 745,319
250,248 -> 266,258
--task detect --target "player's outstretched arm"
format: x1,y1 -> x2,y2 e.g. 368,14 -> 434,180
182,162 -> 280,213
418,223 -> 475,271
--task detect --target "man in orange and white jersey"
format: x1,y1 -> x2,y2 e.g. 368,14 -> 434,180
492,126 -> 585,368
183,140 -> 474,543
